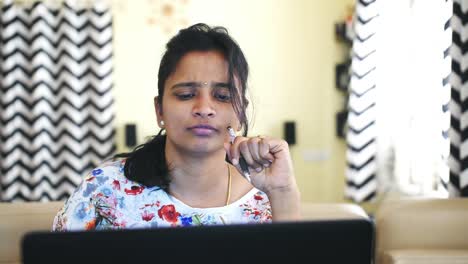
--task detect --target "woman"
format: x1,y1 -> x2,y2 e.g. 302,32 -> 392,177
52,23 -> 301,230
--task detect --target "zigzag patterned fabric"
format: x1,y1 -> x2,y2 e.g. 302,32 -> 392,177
440,0 -> 452,192
449,0 -> 468,196
0,1 -> 116,201
345,0 -> 378,203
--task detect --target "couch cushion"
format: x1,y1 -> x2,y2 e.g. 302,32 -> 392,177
0,201 -> 63,264
375,198 -> 468,250
300,202 -> 369,220
382,249 -> 468,264
375,198 -> 468,264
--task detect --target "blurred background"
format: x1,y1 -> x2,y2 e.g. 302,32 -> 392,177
2,0 -> 465,214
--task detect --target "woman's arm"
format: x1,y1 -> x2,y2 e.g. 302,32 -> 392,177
265,184 -> 301,221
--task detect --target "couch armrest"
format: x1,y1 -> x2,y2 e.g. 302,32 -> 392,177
375,198 -> 468,264
0,201 -> 63,264
301,202 -> 369,220
382,249 -> 468,264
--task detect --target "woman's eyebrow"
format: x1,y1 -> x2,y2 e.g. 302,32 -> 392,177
212,82 -> 230,88
171,82 -> 200,89
171,82 -> 230,89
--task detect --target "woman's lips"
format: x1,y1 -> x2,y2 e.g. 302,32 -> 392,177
188,125 -> 218,136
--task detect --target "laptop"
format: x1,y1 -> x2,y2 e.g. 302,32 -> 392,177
22,219 -> 375,264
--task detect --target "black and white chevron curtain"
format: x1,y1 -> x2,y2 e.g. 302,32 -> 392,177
0,0 -> 115,202
345,0 -> 378,203
346,0 -> 468,202
441,0 -> 452,193
449,0 -> 468,196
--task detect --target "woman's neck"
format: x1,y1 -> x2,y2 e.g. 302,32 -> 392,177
165,143 -> 229,207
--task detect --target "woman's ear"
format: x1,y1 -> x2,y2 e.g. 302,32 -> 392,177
154,96 -> 164,128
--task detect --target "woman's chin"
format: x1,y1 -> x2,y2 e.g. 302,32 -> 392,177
171,141 -> 223,156
188,143 -> 221,155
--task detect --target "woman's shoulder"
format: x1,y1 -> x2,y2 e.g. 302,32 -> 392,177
76,158 -> 161,199
80,159 -> 127,188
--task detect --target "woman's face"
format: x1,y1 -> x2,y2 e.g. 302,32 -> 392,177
155,51 -> 242,155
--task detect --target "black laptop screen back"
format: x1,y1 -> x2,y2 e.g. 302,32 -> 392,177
22,219 -> 374,264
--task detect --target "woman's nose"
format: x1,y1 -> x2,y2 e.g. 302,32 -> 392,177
192,96 -> 216,118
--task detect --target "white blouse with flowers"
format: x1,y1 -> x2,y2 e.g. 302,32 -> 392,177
52,159 -> 272,231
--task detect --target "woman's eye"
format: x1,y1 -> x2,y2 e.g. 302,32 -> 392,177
176,93 -> 195,100
214,92 -> 231,102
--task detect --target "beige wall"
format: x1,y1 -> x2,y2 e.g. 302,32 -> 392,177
113,0 -> 355,203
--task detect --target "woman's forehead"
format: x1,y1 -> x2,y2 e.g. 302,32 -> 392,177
164,51 -> 243,95
171,51 -> 228,80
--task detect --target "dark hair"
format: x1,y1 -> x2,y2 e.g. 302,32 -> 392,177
115,23 -> 250,190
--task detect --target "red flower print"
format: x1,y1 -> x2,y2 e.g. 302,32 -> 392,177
112,180 -> 121,190
254,194 -> 263,200
113,220 -> 127,228
142,211 -> 155,221
85,219 -> 96,230
262,213 -> 273,221
158,204 -> 180,223
124,185 -> 145,195
140,201 -> 161,210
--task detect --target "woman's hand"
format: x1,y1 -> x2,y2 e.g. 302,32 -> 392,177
224,136 -> 301,221
224,136 -> 292,192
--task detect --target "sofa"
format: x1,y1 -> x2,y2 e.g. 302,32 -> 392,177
4,198 -> 467,264
374,197 -> 468,264
0,201 -> 370,264
0,201 -> 63,264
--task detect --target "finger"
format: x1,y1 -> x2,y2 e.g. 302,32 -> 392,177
258,139 -> 274,166
224,140 -> 245,175
230,136 -> 246,166
248,138 -> 266,173
247,137 -> 261,161
248,138 -> 268,169
239,140 -> 263,172
261,137 -> 289,159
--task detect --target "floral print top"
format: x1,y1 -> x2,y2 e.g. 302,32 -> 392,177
52,159 -> 272,231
